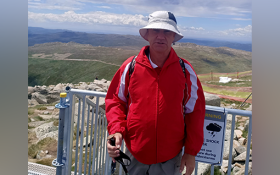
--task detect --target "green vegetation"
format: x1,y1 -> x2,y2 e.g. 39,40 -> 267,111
37,106 -> 47,110
28,42 -> 251,86
220,98 -> 251,110
205,166 -> 222,175
28,57 -> 119,86
202,86 -> 252,99
28,108 -> 35,115
36,158 -> 54,166
28,137 -> 57,158
34,116 -> 44,121
202,74 -> 252,87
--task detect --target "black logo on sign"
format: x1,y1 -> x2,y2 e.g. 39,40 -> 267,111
206,123 -> 222,138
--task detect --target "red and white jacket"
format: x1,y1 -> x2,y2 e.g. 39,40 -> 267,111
105,46 -> 205,164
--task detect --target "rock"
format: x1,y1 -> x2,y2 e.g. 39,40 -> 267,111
225,129 -> 237,141
232,166 -> 241,175
28,86 -> 35,94
31,92 -> 48,104
37,130 -> 59,143
46,94 -> 60,104
28,99 -> 39,106
45,155 -> 52,158
77,136 -> 94,148
223,140 -> 237,161
43,111 -> 49,115
53,83 -> 64,91
237,126 -> 244,131
235,146 -> 246,154
45,150 -> 49,154
28,121 -> 46,128
234,130 -> 243,139
226,114 -> 238,130
221,160 -> 229,173
234,150 -> 252,162
38,115 -> 58,120
204,92 -> 220,107
30,118 -> 35,122
244,120 -> 250,132
233,140 -> 241,149
47,106 -> 55,110
34,122 -> 58,139
238,138 -> 247,145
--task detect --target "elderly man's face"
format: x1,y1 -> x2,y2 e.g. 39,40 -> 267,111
145,29 -> 175,54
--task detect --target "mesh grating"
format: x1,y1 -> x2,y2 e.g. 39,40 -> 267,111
28,162 -> 56,175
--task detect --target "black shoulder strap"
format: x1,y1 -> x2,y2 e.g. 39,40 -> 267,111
179,57 -> 186,78
129,56 -> 137,78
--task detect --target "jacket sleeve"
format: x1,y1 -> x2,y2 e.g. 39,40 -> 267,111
183,60 -> 206,156
105,58 -> 133,138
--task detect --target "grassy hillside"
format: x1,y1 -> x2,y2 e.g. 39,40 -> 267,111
28,57 -> 119,86
28,42 -> 251,86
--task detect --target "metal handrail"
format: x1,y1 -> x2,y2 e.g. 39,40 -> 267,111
53,89 -> 252,175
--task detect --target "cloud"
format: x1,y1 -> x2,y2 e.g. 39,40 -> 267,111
231,18 -> 251,21
28,11 -> 148,26
219,25 -> 252,36
28,0 -> 251,19
97,6 -> 111,9
179,26 -> 205,32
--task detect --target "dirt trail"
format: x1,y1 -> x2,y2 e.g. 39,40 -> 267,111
205,91 -> 252,104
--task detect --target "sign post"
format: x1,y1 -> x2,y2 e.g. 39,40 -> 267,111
195,109 -> 227,165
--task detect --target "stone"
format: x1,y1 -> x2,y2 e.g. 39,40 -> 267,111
28,99 -> 39,106
237,126 -> 244,131
204,92 -> 220,107
34,122 -> 58,139
38,114 -> 58,120
43,111 -> 49,114
30,118 -> 35,122
225,129 -> 237,141
28,86 -> 35,94
244,120 -> 250,132
53,83 -> 64,91
233,140 -> 241,149
234,150 -> 252,162
28,121 -> 46,128
221,160 -> 229,173
47,106 -> 55,110
37,130 -> 59,143
235,146 -> 246,154
46,94 -> 60,104
183,162 -> 210,175
31,92 -> 48,104
226,114 -> 238,130
77,136 -> 94,147
234,130 -> 243,139
232,166 -> 241,175
223,140 -> 237,161
238,138 -> 247,145
45,150 -> 49,154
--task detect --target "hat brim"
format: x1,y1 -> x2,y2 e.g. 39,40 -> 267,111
139,23 -> 183,43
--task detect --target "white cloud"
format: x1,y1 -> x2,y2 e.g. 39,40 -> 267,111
179,26 -> 205,32
28,11 -> 148,26
97,6 -> 111,9
231,18 -> 251,21
219,25 -> 252,36
28,0 -> 251,19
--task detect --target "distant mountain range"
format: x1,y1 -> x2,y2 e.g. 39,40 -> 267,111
28,27 -> 252,52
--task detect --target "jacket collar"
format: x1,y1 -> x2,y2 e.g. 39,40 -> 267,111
136,46 -> 179,69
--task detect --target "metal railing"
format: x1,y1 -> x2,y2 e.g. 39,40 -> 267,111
53,88 -> 252,175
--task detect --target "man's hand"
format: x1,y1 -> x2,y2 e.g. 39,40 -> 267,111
179,153 -> 195,175
107,132 -> 123,163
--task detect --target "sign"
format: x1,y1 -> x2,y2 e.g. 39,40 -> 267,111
195,109 -> 227,165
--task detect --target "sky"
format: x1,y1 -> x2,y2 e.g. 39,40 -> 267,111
28,0 -> 252,43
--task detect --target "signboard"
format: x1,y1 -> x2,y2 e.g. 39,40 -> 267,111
195,109 -> 227,165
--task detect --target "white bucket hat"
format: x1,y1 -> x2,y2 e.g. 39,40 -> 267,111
139,11 -> 184,43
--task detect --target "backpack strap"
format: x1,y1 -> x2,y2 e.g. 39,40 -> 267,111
129,55 -> 137,78
179,57 -> 186,78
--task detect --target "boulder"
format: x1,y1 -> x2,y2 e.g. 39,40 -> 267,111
28,121 -> 46,128
28,99 -> 39,106
37,130 -> 59,143
225,129 -> 237,141
234,150 -> 252,162
204,92 -> 220,107
235,146 -> 246,154
221,160 -> 229,173
34,122 -> 58,139
234,130 -> 243,139
238,138 -> 247,145
31,92 -> 48,104
244,120 -> 250,132
232,166 -> 241,175
46,94 -> 60,104
233,140 -> 241,149
28,86 -> 35,94
53,83 -> 64,91
223,140 -> 237,161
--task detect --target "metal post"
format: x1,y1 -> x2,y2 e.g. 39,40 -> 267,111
52,93 -> 69,175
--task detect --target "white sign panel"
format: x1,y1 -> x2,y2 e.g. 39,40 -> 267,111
195,110 -> 227,165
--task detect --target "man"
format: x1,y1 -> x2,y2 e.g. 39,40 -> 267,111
105,11 -> 205,175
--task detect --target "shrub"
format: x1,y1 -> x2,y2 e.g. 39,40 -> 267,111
37,106 -> 47,110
